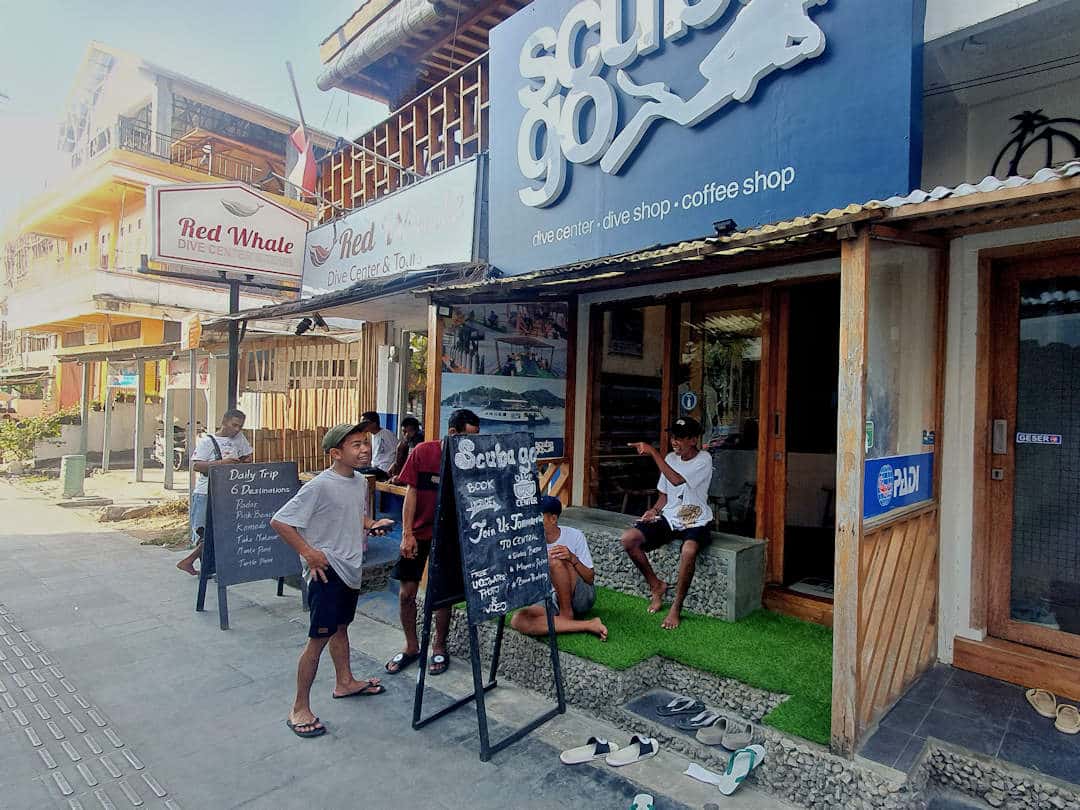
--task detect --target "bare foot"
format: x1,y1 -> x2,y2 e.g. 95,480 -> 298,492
332,677 -> 383,698
661,607 -> 681,630
589,618 -> 609,641
287,709 -> 323,730
648,581 -> 668,613
176,559 -> 198,576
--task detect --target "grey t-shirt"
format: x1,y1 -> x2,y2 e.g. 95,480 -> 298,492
271,467 -> 367,589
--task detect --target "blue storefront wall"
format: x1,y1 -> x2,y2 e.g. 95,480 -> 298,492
488,0 -> 925,276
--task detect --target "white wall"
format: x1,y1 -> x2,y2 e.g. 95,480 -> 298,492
937,218 -> 1080,662
924,0 -> 1045,42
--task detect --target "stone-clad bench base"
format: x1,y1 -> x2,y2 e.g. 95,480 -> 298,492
560,507 -> 766,622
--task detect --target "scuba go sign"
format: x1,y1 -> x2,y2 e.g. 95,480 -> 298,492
489,0 -> 925,275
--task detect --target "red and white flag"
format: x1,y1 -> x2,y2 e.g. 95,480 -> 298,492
287,124 -> 317,197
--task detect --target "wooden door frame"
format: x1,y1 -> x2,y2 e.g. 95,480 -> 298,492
983,248 -> 1080,658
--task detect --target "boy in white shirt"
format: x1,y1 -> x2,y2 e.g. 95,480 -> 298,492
511,496 -> 608,640
621,417 -> 714,629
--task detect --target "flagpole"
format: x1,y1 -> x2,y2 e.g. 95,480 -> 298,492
286,61 -> 308,132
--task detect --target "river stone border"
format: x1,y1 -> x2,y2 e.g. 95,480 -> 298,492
436,607 -> 1080,809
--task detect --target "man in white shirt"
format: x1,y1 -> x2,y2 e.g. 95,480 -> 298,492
176,408 -> 254,576
621,416 -> 714,629
511,496 -> 607,640
356,411 -> 397,481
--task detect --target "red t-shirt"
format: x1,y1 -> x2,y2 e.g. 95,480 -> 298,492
396,440 -> 442,541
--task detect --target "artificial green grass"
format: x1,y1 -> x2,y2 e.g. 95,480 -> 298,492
551,587 -> 833,744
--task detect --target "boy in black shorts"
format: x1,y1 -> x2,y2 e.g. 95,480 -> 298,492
620,417 -> 714,630
271,423 -> 394,738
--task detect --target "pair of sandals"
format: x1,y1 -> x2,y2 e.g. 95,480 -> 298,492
560,735 -> 660,767
1026,688 -> 1080,734
285,678 -> 386,738
656,696 -> 755,749
385,651 -> 450,676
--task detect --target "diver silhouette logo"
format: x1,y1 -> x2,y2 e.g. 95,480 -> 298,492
514,0 -> 829,206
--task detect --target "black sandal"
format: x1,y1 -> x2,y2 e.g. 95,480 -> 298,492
429,653 -> 450,676
332,678 -> 385,698
385,652 -> 420,674
286,717 -> 326,738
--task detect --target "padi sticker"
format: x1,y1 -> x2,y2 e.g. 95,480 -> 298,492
1016,433 -> 1062,445
864,453 -> 933,520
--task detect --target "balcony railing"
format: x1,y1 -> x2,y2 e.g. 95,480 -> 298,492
317,53 -> 488,223
69,118 -> 262,185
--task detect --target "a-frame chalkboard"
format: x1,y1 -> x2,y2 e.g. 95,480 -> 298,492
412,432 -> 565,761
196,462 -> 307,630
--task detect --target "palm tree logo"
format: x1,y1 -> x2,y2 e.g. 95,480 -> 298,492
991,109 -> 1080,178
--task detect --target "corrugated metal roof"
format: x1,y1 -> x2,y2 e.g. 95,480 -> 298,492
880,160 -> 1080,207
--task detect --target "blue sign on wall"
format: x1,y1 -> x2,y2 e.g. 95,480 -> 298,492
489,0 -> 924,275
863,452 -> 933,520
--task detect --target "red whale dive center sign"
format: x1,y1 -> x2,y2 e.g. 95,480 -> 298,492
150,183 -> 309,281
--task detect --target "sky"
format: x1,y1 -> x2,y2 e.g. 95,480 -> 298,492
0,0 -> 388,228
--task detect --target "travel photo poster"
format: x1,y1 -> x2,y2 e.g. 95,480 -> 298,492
439,303 -> 568,459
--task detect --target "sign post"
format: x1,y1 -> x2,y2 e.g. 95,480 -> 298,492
412,432 -> 566,760
197,461 -> 307,629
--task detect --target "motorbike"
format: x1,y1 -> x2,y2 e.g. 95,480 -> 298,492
152,420 -> 203,471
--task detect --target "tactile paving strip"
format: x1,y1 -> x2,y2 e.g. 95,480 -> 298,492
0,602 -> 181,809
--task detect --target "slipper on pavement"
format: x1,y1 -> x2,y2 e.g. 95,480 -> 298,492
716,744 -> 766,796
696,717 -> 730,746
285,717 -> 326,738
332,679 -> 385,698
1026,688 -> 1058,719
560,736 -> 619,765
656,695 -> 703,717
630,794 -> 654,810
721,720 -> 755,750
429,653 -> 450,676
385,651 -> 420,674
605,735 -> 659,767
1055,704 -> 1080,734
675,709 -> 721,731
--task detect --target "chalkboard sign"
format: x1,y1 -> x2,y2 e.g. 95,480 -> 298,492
447,433 -> 551,621
416,431 -> 565,760
196,462 -> 303,629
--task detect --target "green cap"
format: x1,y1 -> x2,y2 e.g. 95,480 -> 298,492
322,423 -> 364,452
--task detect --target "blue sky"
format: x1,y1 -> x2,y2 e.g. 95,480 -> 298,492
0,0 -> 388,226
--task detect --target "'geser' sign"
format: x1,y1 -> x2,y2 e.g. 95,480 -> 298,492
489,0 -> 924,275
150,183 -> 309,281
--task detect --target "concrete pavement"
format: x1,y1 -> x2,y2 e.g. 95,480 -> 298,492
0,480 -> 794,809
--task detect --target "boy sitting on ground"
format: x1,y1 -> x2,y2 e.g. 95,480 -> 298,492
511,496 -> 607,640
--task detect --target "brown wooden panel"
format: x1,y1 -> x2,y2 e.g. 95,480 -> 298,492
954,636 -> 1080,702
763,586 -> 833,627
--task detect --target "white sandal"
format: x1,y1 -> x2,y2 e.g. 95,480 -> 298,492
606,735 -> 659,767
560,736 -> 620,764
716,744 -> 766,796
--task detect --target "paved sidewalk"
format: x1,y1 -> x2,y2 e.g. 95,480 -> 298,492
0,481 -> 793,809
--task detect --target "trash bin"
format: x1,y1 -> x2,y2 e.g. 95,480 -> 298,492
60,454 -> 86,498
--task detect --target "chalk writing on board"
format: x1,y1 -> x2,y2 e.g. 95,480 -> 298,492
466,496 -> 500,519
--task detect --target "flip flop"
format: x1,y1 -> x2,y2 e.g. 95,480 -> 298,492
332,679 -> 385,698
1026,688 -> 1058,719
716,744 -> 766,796
429,654 -> 450,676
385,651 -> 420,674
675,709 -> 722,731
696,717 -> 730,746
721,720 -> 755,750
560,736 -> 620,765
656,695 -> 703,717
1055,704 -> 1080,734
630,794 -> 654,810
285,717 -> 326,738
605,735 -> 659,767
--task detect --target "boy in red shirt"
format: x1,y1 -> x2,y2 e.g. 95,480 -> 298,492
384,409 -> 480,676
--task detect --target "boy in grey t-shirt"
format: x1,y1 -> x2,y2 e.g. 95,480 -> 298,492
271,423 -> 394,739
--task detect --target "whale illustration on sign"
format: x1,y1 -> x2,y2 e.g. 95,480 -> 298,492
515,0 -> 829,205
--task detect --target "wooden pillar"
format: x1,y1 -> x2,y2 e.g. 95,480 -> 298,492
134,361 -> 146,482
102,373 -> 113,473
188,350 -> 198,494
78,363 -> 91,455
163,371 -> 174,490
424,303 -> 444,435
831,229 -> 871,755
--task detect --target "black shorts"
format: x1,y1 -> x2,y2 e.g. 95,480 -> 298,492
390,537 -> 432,583
307,566 -> 360,638
633,517 -> 712,551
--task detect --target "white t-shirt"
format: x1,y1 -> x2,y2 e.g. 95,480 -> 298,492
271,467 -> 368,589
190,431 -> 254,495
550,525 -> 593,570
658,450 -> 714,530
370,427 -> 397,472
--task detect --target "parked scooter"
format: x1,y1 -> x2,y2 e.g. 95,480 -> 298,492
152,419 -> 203,471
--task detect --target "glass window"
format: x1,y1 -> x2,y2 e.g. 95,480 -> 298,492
590,304 -> 666,514
677,301 -> 762,536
